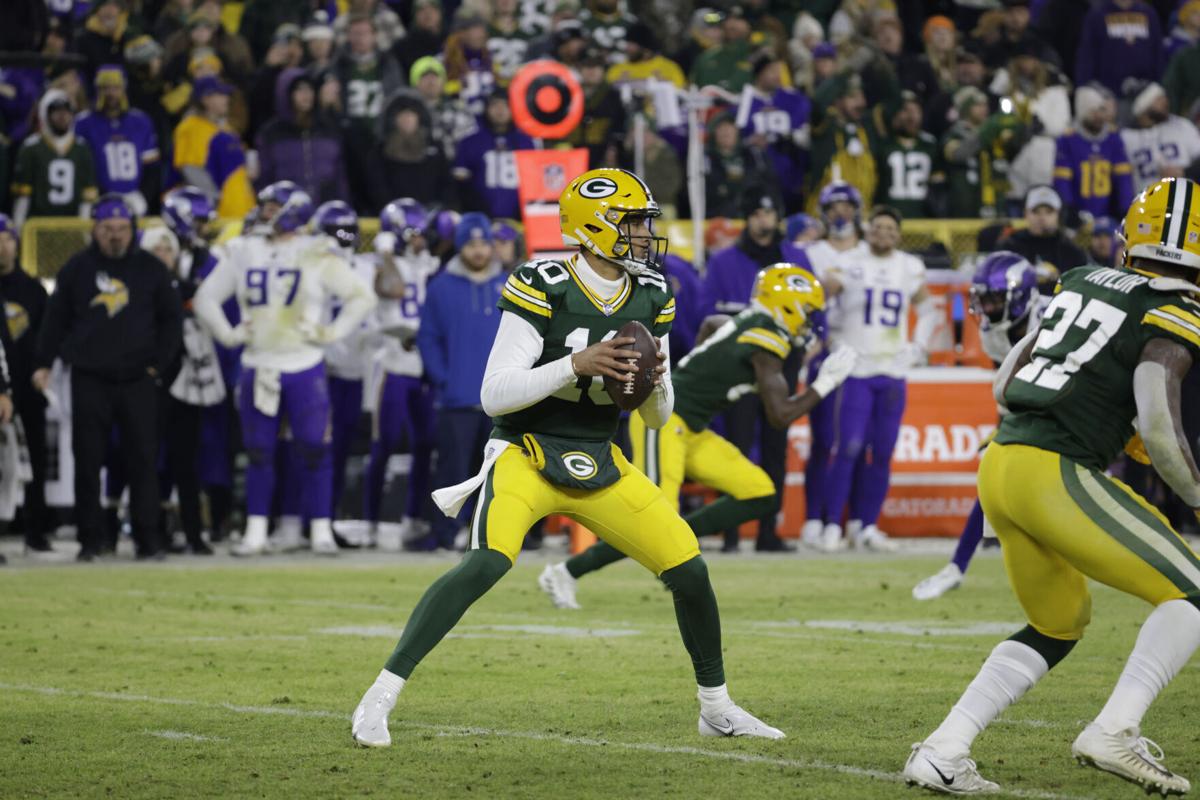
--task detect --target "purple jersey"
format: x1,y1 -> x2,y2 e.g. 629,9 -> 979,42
734,87 -> 811,193
457,48 -> 497,117
1053,130 -> 1134,220
75,108 -> 159,195
452,126 -> 536,219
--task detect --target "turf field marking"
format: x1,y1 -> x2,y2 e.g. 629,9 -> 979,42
0,682 -> 1093,800
791,619 -> 1021,637
317,624 -> 641,639
145,730 -> 229,742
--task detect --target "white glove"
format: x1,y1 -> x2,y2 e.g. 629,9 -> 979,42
373,231 -> 398,256
810,347 -> 857,397
298,320 -> 337,345
900,341 -> 927,368
218,322 -> 251,348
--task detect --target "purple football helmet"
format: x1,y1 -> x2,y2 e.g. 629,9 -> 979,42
817,181 -> 862,239
257,180 -> 314,233
162,186 -> 216,247
0,213 -> 19,249
312,200 -> 359,249
969,250 -> 1037,330
379,198 -> 431,251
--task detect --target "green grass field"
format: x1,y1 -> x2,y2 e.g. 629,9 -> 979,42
2,548 -> 1197,799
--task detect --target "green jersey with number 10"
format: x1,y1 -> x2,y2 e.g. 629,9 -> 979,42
492,256 -> 675,444
997,265 -> 1200,470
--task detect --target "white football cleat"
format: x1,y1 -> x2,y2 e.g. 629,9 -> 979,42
698,705 -> 785,739
374,523 -> 401,552
855,524 -> 899,552
913,563 -> 964,601
800,519 -> 824,548
311,534 -> 339,556
817,524 -> 844,553
352,682 -> 399,748
903,742 -> 999,794
231,531 -> 268,557
1072,723 -> 1191,796
538,563 -> 581,610
271,517 -> 306,553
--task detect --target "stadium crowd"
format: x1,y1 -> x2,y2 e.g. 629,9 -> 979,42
1,0 -> 1200,563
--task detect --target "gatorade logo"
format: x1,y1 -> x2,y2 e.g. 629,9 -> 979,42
578,177 -> 618,199
562,452 -> 599,480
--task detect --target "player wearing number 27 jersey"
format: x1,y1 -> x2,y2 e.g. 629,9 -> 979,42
906,178 -> 1200,797
194,182 -> 375,557
352,168 -> 784,748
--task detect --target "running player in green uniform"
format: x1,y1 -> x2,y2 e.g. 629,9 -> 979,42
905,177 -> 1200,796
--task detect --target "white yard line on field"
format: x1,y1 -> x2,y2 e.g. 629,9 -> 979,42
0,682 -> 1092,800
145,729 -> 229,742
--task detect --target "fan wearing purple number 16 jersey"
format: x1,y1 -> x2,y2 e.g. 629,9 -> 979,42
194,182 -> 377,556
364,198 -> 442,550
821,205 -> 939,551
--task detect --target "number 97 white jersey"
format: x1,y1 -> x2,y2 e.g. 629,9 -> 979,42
828,249 -> 926,378
207,233 -> 371,372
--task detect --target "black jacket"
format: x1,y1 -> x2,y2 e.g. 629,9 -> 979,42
0,267 -> 48,402
36,243 -> 183,381
995,228 -> 1089,278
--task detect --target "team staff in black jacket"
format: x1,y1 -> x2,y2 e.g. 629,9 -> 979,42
34,195 -> 183,562
0,214 -> 52,554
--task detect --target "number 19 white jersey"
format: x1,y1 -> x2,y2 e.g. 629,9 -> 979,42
829,249 -> 926,378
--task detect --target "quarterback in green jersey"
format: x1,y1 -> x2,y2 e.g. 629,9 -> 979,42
352,168 -> 784,746
538,264 -> 858,610
905,178 -> 1200,797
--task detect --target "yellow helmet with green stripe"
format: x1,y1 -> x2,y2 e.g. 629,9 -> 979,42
1122,178 -> 1200,273
559,168 -> 667,276
751,264 -> 826,341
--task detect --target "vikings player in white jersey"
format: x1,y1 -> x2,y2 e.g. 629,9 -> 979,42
311,201 -> 379,531
820,205 -> 939,552
194,181 -> 376,556
363,198 -> 442,550
912,252 -> 1051,600
796,182 -> 866,551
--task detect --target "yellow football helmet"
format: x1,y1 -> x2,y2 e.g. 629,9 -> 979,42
1121,177 -> 1200,274
752,264 -> 826,341
559,168 -> 667,275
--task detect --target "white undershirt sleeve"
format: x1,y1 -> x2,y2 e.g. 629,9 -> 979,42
636,336 -> 673,430
480,312 -> 578,417
194,252 -> 243,347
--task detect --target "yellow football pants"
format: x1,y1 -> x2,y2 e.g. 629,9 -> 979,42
979,441 -> 1200,640
628,412 -> 776,508
469,443 -> 701,574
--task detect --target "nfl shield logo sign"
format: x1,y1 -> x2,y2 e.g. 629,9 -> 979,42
543,164 -> 566,192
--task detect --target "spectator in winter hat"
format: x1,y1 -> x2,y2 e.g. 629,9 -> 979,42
1053,84 -> 1134,222
411,56 -> 474,162
395,0 -> 444,77
676,8 -> 724,76
922,15 -> 958,92
255,69 -> 350,204
1120,82 -> 1200,192
333,0 -> 405,52
1165,0 -> 1200,61
302,12 -> 336,72
1075,0 -> 1163,98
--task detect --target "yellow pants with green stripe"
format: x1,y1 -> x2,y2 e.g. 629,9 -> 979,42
470,444 -> 700,574
628,411 -> 776,508
979,441 -> 1200,640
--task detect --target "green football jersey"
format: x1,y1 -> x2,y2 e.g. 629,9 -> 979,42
874,132 -> 941,219
493,257 -> 675,444
12,136 -> 97,217
997,265 -> 1200,470
672,309 -> 792,433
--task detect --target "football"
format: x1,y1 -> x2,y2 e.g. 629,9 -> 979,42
604,320 -> 659,411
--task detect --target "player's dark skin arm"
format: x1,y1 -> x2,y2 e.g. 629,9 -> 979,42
695,314 -> 731,346
1136,337 -> 1200,498
751,350 -> 822,430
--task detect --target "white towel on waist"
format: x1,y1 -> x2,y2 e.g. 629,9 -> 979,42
431,438 -> 513,517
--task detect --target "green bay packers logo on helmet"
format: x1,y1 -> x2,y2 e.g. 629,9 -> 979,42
559,168 -> 668,276
578,176 -> 618,199
752,264 -> 826,341
561,451 -> 599,480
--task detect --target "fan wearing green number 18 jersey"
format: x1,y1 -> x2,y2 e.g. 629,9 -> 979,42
352,168 -> 786,749
905,178 -> 1200,798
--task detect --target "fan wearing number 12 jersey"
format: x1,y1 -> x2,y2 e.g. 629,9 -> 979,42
352,168 -> 785,748
905,178 -> 1200,797
194,182 -> 376,557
